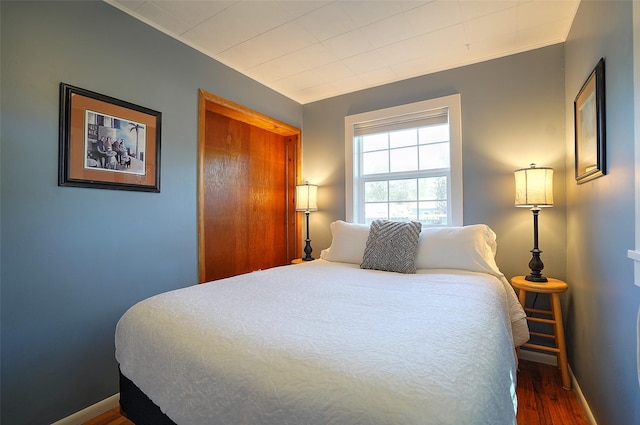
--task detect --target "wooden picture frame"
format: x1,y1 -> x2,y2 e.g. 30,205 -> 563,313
574,58 -> 605,184
59,83 -> 161,192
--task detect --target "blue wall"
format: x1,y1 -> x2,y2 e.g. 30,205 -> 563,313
564,2 -> 640,424
0,1 -> 302,423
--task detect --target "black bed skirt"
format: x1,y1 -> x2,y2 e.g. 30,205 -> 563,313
119,369 -> 177,425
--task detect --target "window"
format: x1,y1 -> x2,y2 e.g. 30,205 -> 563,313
345,94 -> 462,226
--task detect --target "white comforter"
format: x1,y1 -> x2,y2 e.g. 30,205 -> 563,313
115,260 -> 528,425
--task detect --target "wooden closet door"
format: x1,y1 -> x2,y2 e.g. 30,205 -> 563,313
198,91 -> 300,283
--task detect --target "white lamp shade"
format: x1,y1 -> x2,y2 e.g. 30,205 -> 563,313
296,183 -> 318,211
514,165 -> 554,207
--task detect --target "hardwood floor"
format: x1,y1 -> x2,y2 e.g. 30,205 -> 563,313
84,360 -> 588,425
516,360 -> 589,425
83,407 -> 133,425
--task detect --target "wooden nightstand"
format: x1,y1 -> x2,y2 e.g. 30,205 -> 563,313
511,275 -> 571,389
291,258 -> 304,264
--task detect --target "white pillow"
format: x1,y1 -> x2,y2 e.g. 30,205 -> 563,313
321,221 -> 501,275
320,220 -> 370,264
415,224 -> 501,275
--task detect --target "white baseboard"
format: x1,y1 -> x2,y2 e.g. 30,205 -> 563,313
518,350 -> 597,425
51,393 -> 120,425
569,365 -> 598,425
518,349 -> 557,365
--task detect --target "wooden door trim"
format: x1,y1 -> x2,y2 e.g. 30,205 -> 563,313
199,90 -> 300,136
197,89 -> 301,283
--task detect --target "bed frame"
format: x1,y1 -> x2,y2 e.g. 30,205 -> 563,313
119,369 -> 176,425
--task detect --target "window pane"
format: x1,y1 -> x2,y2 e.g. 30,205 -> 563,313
362,133 -> 388,152
419,124 -> 449,144
419,201 -> 448,225
389,179 -> 417,201
389,129 -> 417,148
365,203 -> 388,224
419,142 -> 449,170
364,181 -> 388,202
346,94 -> 461,227
390,146 -> 418,172
418,176 -> 447,200
390,202 -> 417,221
363,150 -> 388,174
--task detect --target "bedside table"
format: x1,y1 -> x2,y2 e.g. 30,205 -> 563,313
511,275 -> 571,389
291,258 -> 304,264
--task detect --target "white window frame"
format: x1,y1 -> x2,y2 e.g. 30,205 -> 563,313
345,94 -> 463,226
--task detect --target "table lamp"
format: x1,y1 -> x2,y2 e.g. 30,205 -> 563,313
514,163 -> 554,282
296,182 -> 318,261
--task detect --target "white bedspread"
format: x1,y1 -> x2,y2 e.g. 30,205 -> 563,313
115,260 -> 528,425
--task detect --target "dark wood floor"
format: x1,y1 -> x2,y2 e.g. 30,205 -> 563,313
84,360 -> 588,425
84,409 -> 133,425
516,360 -> 588,425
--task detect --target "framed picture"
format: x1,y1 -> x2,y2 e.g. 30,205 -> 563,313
59,83 -> 161,192
574,58 -> 605,184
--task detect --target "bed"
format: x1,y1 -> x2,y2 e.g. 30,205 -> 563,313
115,221 -> 529,425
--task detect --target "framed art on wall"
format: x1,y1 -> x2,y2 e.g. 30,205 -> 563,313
58,83 -> 161,192
574,58 -> 605,184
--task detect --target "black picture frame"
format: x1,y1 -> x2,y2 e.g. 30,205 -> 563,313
59,83 -> 161,192
574,58 -> 605,184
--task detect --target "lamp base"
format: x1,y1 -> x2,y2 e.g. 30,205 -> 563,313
302,238 -> 314,261
525,273 -> 548,283
525,251 -> 547,282
302,210 -> 314,261
525,210 -> 547,282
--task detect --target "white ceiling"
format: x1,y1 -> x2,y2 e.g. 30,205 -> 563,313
107,0 -> 580,104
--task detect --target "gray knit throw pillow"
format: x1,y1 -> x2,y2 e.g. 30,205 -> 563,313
360,220 -> 422,274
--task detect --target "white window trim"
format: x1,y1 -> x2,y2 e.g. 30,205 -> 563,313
345,94 -> 463,226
